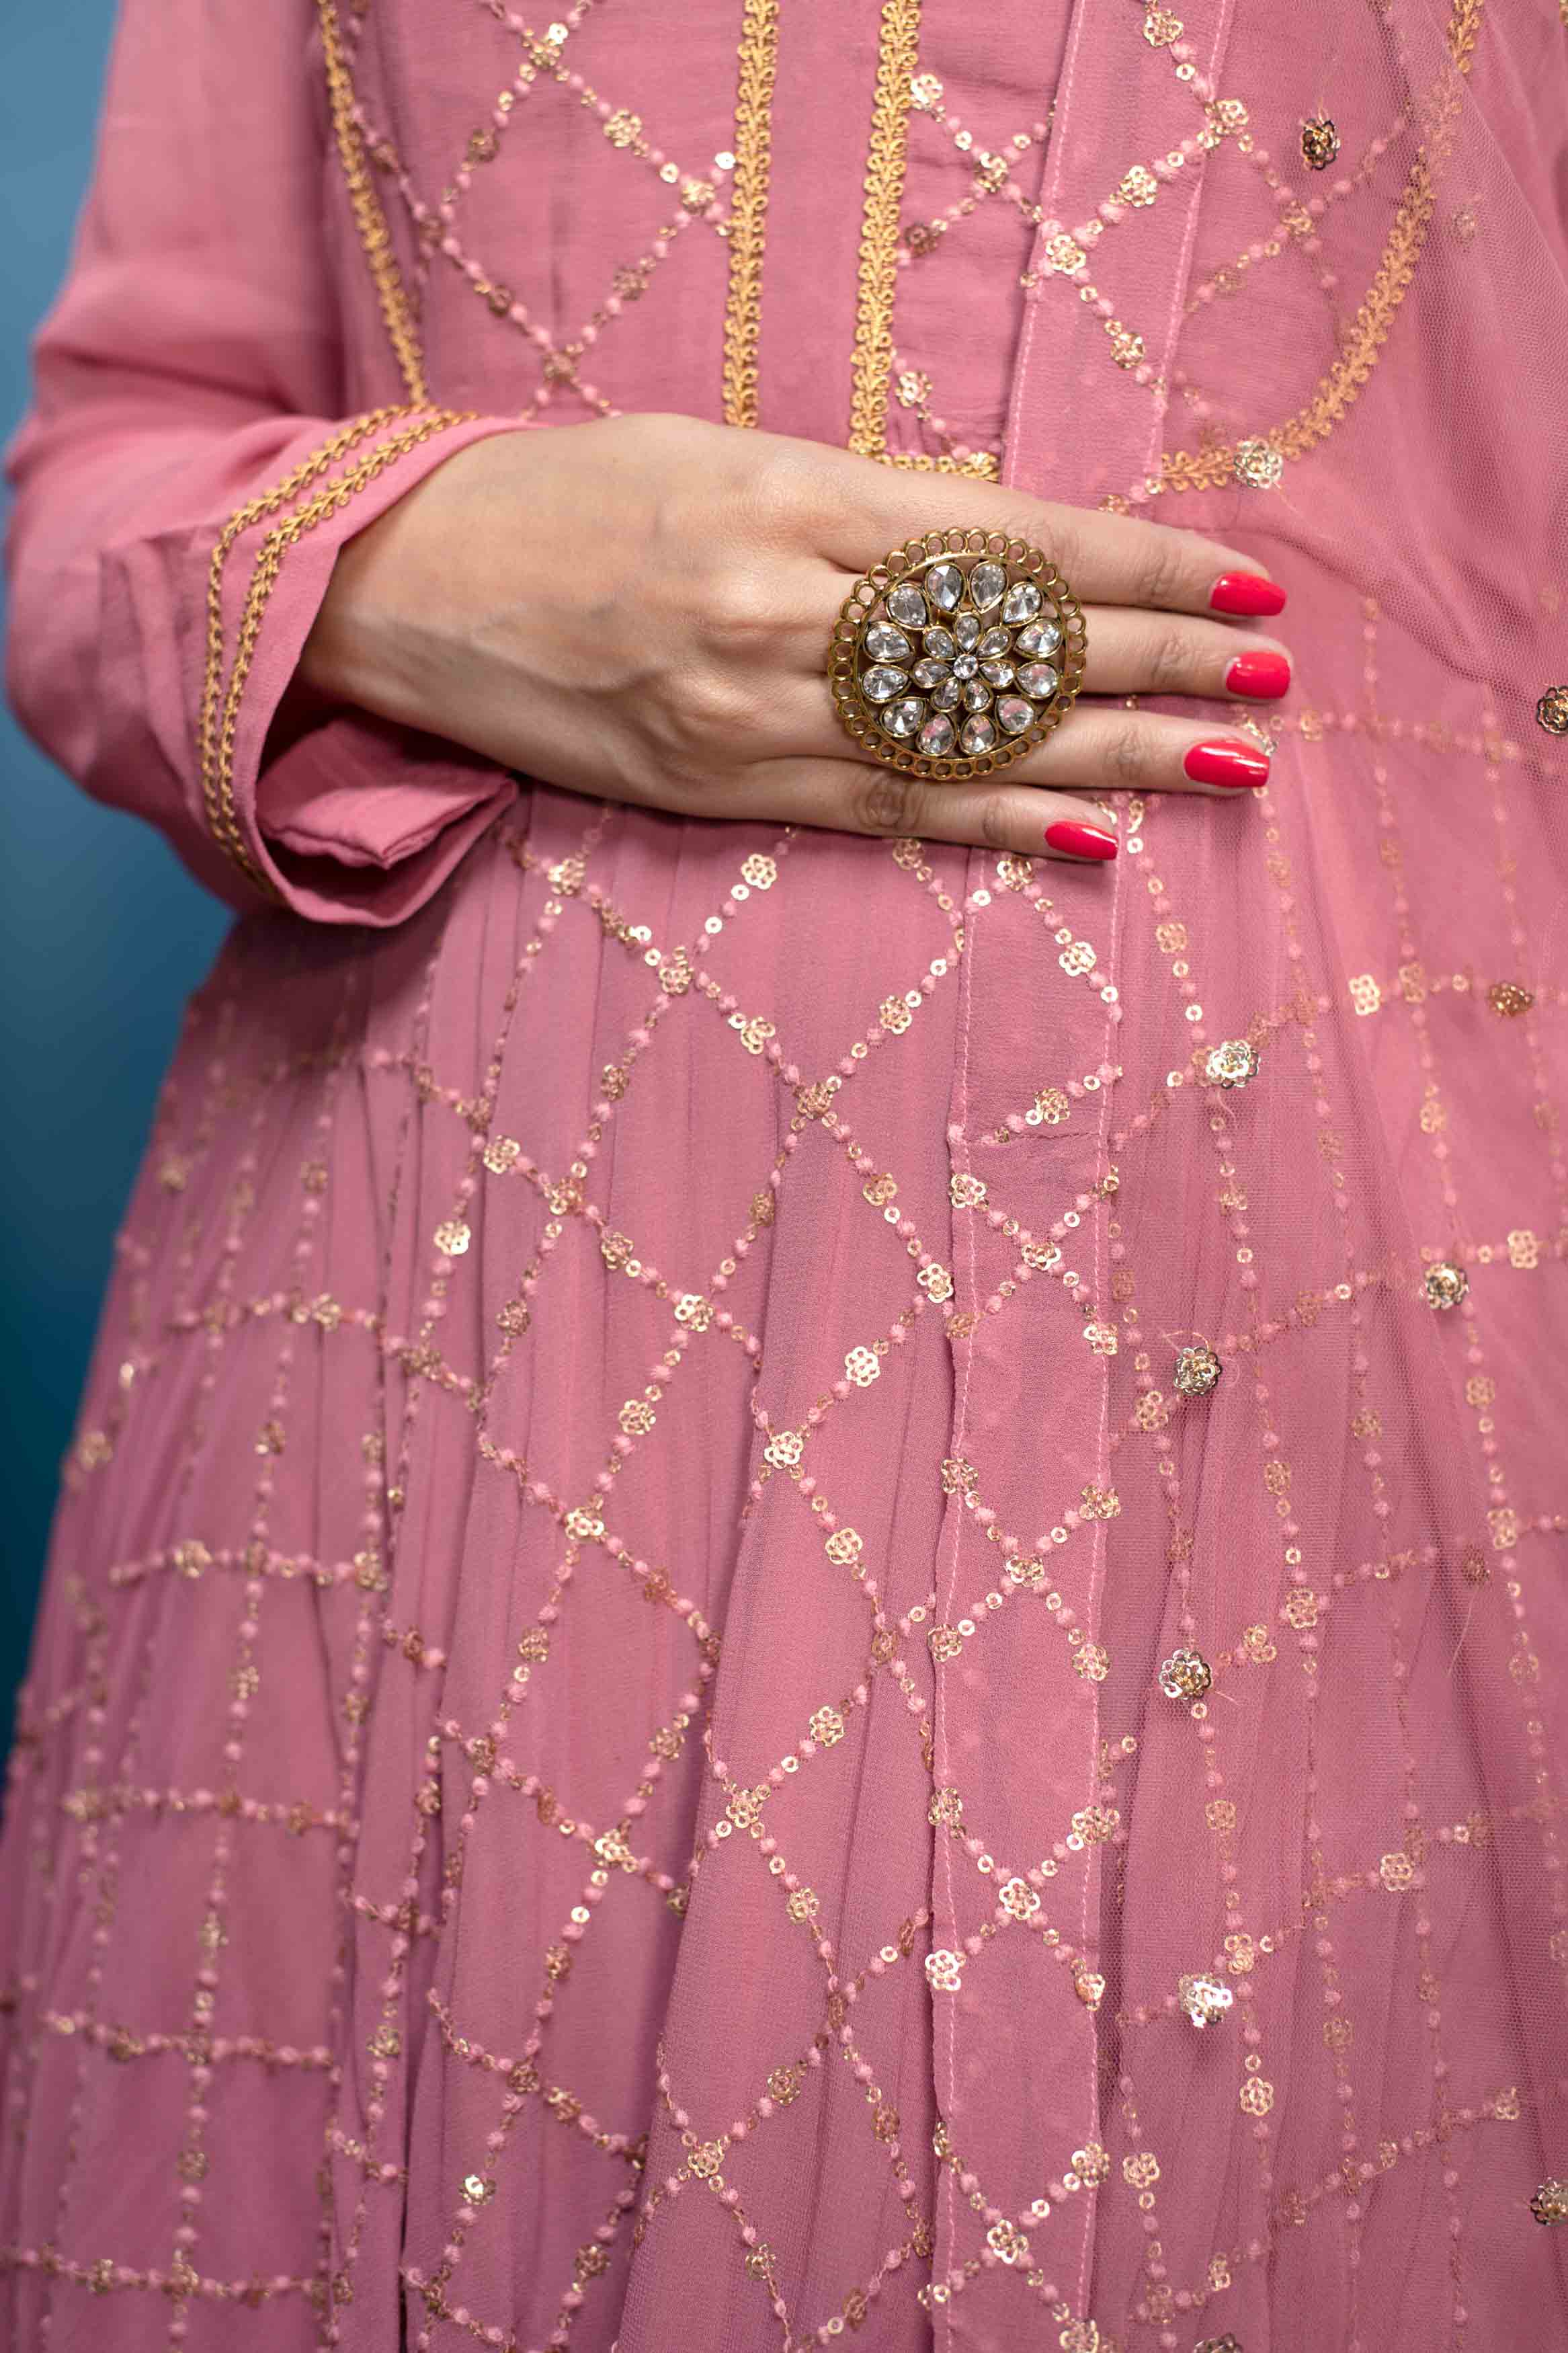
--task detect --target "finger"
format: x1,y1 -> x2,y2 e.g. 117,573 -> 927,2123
1009,706 -> 1272,796
1075,606 -> 1292,702
766,681 -> 1272,798
718,756 -> 1124,862
791,439 -> 1283,617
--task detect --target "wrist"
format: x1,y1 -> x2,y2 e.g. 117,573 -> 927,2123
296,504 -> 427,727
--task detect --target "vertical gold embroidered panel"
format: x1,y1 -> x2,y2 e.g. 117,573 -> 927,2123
316,0 -> 429,405
848,0 -> 922,458
721,0 -> 781,428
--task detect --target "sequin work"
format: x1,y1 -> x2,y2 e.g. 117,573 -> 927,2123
1300,114 -> 1341,169
1159,1646 -> 1213,1700
1204,1038 -> 1260,1089
1424,1260 -> 1470,1310
3,0 -> 1568,2348
1173,1342 -> 1224,1397
1532,2179 -> 1568,2225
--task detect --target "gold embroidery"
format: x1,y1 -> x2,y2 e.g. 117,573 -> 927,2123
882,447 -> 1001,478
721,0 -> 780,428
316,0 -> 429,404
849,0 -> 923,458
1159,0 -> 1485,493
1300,114 -> 1341,171
201,411 -> 471,888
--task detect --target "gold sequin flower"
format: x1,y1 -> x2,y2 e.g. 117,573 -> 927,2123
1178,1972 -> 1234,2028
1423,1261 -> 1469,1311
1301,113 -> 1341,169
1173,1343 -> 1223,1398
1159,1646 -> 1212,1700
1204,1038 -> 1260,1089
1536,685 -> 1568,736
1530,2178 -> 1568,2225
1233,438 -> 1284,489
924,1948 -> 965,1991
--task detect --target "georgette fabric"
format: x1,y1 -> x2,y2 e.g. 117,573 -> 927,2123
3,0 -> 1567,2346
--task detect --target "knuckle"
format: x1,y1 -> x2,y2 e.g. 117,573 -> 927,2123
1037,512 -> 1082,576
1107,721 -> 1153,786
1145,622 -> 1195,692
978,793 -> 1016,850
1134,530 -> 1188,610
655,663 -> 758,758
850,767 -> 927,836
700,563 -> 782,658
742,437 -> 821,540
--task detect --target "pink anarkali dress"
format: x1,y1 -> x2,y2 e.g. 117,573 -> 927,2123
3,0 -> 1567,2346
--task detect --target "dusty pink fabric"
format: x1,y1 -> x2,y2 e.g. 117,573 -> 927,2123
3,1 -> 1567,2348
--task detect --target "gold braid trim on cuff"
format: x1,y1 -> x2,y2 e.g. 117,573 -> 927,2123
200,409 -> 474,894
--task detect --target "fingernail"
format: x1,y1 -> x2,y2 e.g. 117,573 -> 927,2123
1225,648 -> 1291,699
1184,737 -> 1270,789
1210,571 -> 1286,617
1044,820 -> 1118,861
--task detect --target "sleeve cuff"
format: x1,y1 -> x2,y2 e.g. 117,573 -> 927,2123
199,407 -> 536,926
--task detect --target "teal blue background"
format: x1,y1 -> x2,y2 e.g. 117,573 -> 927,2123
1,11 -> 230,1732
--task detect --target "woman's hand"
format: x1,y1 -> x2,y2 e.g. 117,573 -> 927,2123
298,412 -> 1290,864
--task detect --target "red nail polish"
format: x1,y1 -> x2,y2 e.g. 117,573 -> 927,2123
1225,648 -> 1291,700
1210,571 -> 1286,617
1044,820 -> 1118,861
1184,737 -> 1270,789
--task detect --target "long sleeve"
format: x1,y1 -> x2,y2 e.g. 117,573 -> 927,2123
3,0 -> 530,925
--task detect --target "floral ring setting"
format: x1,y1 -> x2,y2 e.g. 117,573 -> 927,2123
828,528 -> 1086,781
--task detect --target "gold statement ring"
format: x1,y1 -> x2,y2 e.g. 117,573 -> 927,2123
828,528 -> 1086,782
